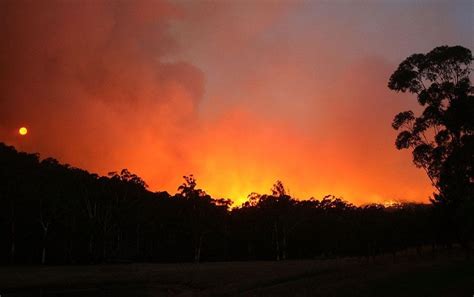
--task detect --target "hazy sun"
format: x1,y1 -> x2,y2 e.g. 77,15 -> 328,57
19,127 -> 28,136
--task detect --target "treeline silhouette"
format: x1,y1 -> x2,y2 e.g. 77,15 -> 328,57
0,142 -> 452,265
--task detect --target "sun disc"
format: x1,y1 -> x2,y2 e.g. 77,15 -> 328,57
19,127 -> 28,136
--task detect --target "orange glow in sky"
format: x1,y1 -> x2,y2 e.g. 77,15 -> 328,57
0,0 -> 471,205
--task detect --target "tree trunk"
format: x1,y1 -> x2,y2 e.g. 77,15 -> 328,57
39,198 -> 50,265
247,241 -> 253,259
194,234 -> 202,263
10,202 -> 16,264
10,220 -> 15,264
102,241 -> 106,261
116,229 -> 121,258
89,234 -> 94,263
136,223 -> 141,259
462,241 -> 471,260
66,237 -> 72,264
274,222 -> 280,261
416,245 -> 422,257
67,216 -> 75,264
41,226 -> 48,265
102,222 -> 108,261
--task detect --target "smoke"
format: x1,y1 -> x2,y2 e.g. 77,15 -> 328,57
168,0 -> 470,204
1,0 -> 471,204
0,0 -> 204,189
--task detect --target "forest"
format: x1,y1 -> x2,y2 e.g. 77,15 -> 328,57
0,142 -> 452,265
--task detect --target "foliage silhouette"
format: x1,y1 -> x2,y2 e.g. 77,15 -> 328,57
388,45 -> 473,256
0,143 -> 443,264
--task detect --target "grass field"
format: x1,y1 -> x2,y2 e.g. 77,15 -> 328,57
1,251 -> 473,297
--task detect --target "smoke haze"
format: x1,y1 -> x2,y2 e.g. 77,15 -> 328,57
1,0 -> 472,204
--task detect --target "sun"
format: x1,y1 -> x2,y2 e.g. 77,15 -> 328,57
19,127 -> 28,136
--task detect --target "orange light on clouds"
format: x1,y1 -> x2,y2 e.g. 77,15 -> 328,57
19,127 -> 28,136
2,0 -> 462,206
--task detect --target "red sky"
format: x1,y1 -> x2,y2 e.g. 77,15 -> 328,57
1,0 -> 472,205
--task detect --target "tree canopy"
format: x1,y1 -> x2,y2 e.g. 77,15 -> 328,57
388,45 -> 473,252
0,142 -> 441,264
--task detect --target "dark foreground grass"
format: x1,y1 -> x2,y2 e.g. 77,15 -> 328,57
0,252 -> 473,297
236,258 -> 474,297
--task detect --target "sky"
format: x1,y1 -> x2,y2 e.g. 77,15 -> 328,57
1,0 -> 473,205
